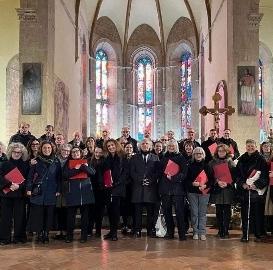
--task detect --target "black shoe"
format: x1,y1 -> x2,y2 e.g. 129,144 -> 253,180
111,235 -> 118,241
133,231 -> 141,238
254,236 -> 263,242
54,233 -> 65,240
240,236 -> 249,243
103,232 -> 112,240
179,236 -> 187,241
35,233 -> 43,243
65,236 -> 73,243
0,240 -> 10,245
80,237 -> 87,243
147,230 -> 157,238
164,233 -> 174,240
121,226 -> 129,235
43,231 -> 49,244
95,231 -> 101,238
13,238 -> 27,244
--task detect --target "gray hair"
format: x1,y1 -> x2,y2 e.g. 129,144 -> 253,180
192,147 -> 206,161
166,139 -> 179,153
6,142 -> 28,161
60,143 -> 73,151
139,138 -> 153,151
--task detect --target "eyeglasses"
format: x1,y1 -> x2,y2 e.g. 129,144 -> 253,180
12,151 -> 22,155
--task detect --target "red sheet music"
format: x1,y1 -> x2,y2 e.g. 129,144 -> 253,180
3,167 -> 25,194
103,170 -> 113,188
213,162 -> 232,184
270,162 -> 273,186
195,170 -> 209,195
68,159 -> 88,180
249,169 -> 257,178
164,160 -> 180,177
208,143 -> 218,155
229,145 -> 234,155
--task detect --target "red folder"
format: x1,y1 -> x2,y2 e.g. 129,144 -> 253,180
208,143 -> 218,155
195,170 -> 208,185
103,170 -> 113,188
68,159 -> 88,180
164,160 -> 180,177
249,169 -> 257,178
229,145 -> 234,155
213,162 -> 232,184
270,162 -> 273,186
3,167 -> 25,194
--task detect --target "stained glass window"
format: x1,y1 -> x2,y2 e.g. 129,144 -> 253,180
136,56 -> 153,141
96,49 -> 108,136
181,52 -> 192,138
258,59 -> 266,142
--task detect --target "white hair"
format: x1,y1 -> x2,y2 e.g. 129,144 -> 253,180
166,139 -> 179,153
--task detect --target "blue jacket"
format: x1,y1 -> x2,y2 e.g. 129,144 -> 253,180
26,157 -> 61,206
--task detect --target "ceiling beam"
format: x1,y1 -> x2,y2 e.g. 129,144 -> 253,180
123,0 -> 132,66
89,0 -> 103,57
155,0 -> 166,66
184,0 -> 200,56
205,0 -> 212,62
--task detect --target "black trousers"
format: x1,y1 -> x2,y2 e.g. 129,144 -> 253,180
161,195 -> 186,237
67,204 -> 90,238
216,204 -> 231,234
0,197 -> 26,241
89,189 -> 105,234
27,204 -> 55,233
134,202 -> 155,233
241,199 -> 264,237
105,196 -> 121,236
55,207 -> 67,231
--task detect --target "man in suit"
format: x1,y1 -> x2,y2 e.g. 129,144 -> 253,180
130,138 -> 159,238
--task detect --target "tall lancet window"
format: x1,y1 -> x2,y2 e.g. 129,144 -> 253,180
136,56 -> 154,141
95,49 -> 109,136
258,59 -> 265,142
181,52 -> 192,138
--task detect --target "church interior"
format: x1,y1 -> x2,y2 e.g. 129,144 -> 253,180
1,0 -> 273,269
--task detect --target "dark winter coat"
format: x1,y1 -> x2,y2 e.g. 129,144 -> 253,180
236,151 -> 269,202
186,159 -> 214,194
178,139 -> 200,153
0,158 -> 29,198
201,137 -> 220,163
158,152 -> 188,196
101,154 -> 128,197
219,137 -> 240,160
26,156 -> 61,206
130,153 -> 159,203
117,136 -> 139,154
9,131 -> 36,147
209,158 -> 236,204
63,159 -> 96,207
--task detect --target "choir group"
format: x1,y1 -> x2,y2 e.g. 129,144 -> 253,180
0,122 -> 272,245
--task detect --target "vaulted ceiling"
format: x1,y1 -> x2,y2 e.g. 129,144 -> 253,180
84,0 -> 206,47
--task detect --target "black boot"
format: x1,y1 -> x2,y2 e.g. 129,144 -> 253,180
43,231 -> 49,244
35,232 -> 43,243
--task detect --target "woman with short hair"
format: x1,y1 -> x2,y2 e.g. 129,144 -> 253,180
0,142 -> 29,245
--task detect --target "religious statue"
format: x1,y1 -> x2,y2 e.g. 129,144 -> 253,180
238,67 -> 256,115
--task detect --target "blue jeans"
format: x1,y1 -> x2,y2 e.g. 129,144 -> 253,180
188,193 -> 210,235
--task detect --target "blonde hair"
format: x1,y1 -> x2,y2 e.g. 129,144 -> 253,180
6,142 -> 28,161
192,147 -> 206,161
166,139 -> 179,153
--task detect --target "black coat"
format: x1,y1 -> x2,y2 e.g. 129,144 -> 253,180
201,137 -> 220,163
0,158 -> 29,198
9,131 -> 36,147
209,158 -> 236,204
236,151 -> 269,202
219,137 -> 240,160
186,159 -> 214,194
117,136 -> 139,154
26,156 -> 61,206
178,139 -> 200,153
101,154 -> 127,197
158,152 -> 188,196
68,140 -> 85,150
63,159 -> 96,207
130,153 -> 159,203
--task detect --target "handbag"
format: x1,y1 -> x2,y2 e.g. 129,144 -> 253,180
155,207 -> 167,238
31,182 -> 42,196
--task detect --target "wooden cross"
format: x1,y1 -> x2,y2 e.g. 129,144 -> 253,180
199,91 -> 235,133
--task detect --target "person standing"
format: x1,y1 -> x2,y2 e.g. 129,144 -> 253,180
219,129 -> 240,160
9,122 -> 36,147
0,143 -> 29,245
201,129 -> 219,163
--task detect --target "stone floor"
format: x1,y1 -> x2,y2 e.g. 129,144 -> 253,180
1,229 -> 273,270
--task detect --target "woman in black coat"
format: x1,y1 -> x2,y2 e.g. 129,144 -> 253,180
236,139 -> 269,242
0,143 -> 29,245
102,139 -> 127,241
159,139 -> 188,240
63,146 -> 95,243
186,147 -> 214,241
26,141 -> 61,243
130,138 -> 159,238
209,144 -> 236,238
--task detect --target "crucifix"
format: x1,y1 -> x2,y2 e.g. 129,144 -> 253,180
199,90 -> 235,133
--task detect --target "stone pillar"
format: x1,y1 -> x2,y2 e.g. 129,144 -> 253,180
19,0 -> 55,137
227,0 -> 262,151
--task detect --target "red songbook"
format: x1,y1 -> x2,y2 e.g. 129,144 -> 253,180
208,143 -> 218,155
195,170 -> 208,185
249,169 -> 257,178
270,162 -> 273,186
103,170 -> 113,188
229,145 -> 234,155
68,159 -> 88,180
164,160 -> 180,177
213,162 -> 232,184
3,167 -> 25,194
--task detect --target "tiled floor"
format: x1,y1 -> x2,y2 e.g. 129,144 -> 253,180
1,229 -> 273,270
